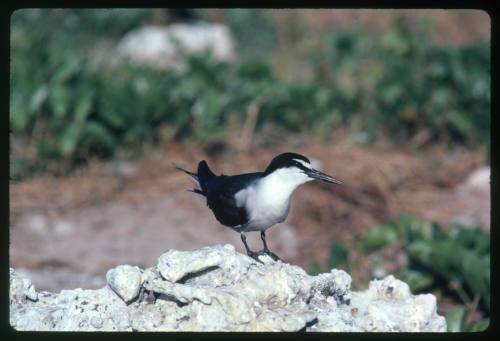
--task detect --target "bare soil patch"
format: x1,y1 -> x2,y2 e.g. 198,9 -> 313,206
9,140 -> 489,292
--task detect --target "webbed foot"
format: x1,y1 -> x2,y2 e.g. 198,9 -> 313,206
247,251 -> 265,264
261,249 -> 282,262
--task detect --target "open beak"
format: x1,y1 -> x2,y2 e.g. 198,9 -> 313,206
306,168 -> 342,184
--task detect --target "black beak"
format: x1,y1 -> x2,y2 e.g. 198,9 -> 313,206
306,168 -> 342,184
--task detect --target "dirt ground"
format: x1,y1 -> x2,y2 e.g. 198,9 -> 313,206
9,138 -> 490,293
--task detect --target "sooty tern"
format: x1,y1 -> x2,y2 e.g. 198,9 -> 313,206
176,152 -> 342,262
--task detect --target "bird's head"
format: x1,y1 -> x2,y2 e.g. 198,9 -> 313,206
264,152 -> 342,186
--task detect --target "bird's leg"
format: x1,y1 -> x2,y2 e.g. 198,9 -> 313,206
240,232 -> 264,264
260,231 -> 281,262
260,230 -> 270,251
240,231 -> 251,253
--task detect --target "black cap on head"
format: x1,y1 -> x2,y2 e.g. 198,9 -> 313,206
264,152 -> 310,174
264,152 -> 342,184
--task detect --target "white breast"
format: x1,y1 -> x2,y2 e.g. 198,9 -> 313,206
234,167 -> 312,231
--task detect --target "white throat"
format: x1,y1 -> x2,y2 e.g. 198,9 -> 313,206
261,167 -> 312,196
234,167 -> 313,231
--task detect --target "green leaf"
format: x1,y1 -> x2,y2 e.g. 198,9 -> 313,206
29,85 -> 49,113
446,306 -> 466,332
49,86 -> 70,117
466,318 -> 489,332
74,93 -> 94,124
52,55 -> 82,83
356,224 -> 399,252
399,269 -> 434,292
408,234 -> 490,309
327,241 -> 350,271
59,124 -> 81,157
37,141 -> 61,160
81,121 -> 116,153
447,110 -> 474,136
10,95 -> 30,131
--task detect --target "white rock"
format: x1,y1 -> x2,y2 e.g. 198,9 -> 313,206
27,214 -> 48,234
464,166 -> 490,190
346,275 -> 446,332
454,166 -> 490,229
116,23 -> 235,71
10,268 -> 38,302
157,246 -> 226,283
53,219 -> 74,235
106,265 -> 143,303
311,268 -> 351,301
367,275 -> 411,301
10,246 -> 447,332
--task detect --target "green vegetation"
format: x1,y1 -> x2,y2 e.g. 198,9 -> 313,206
319,214 -> 490,332
10,10 -> 490,178
310,18 -> 490,145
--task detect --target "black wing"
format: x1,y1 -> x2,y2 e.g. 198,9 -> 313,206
205,172 -> 262,228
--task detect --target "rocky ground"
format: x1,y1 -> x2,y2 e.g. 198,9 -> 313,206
10,245 -> 446,332
9,141 -> 490,293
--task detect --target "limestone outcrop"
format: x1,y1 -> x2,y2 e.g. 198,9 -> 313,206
9,244 -> 446,331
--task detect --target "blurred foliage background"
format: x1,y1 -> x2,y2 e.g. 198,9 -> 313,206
10,9 -> 490,178
10,9 -> 490,332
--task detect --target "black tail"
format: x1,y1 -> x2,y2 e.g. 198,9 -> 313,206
175,160 -> 215,197
175,164 -> 198,181
197,160 -> 216,194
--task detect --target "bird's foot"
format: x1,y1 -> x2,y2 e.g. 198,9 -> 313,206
247,251 -> 265,264
260,249 -> 282,262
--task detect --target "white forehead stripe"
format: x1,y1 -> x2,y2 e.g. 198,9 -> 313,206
293,159 -> 312,169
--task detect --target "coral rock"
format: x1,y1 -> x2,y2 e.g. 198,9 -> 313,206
106,265 -> 143,303
10,245 -> 446,332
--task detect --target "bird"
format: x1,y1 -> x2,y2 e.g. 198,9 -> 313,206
176,152 -> 342,262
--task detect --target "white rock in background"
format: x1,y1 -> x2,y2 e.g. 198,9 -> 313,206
10,246 -> 447,332
27,214 -> 48,234
455,165 -> 490,229
53,219 -> 75,236
116,23 -> 236,70
106,265 -> 143,303
465,166 -> 490,189
10,268 -> 38,303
